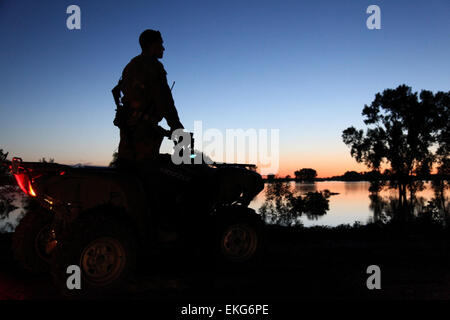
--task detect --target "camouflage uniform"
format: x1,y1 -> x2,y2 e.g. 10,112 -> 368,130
118,54 -> 183,165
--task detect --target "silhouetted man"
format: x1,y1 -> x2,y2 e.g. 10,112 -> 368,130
117,29 -> 184,166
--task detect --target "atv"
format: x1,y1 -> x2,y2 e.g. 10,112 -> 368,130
5,132 -> 265,296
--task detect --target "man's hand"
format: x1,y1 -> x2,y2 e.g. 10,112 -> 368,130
153,125 -> 171,137
170,128 -> 184,142
169,121 -> 184,136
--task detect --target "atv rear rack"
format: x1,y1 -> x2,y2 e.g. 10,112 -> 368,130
211,162 -> 257,170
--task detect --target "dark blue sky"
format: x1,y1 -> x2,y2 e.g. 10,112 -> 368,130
1,0 -> 449,176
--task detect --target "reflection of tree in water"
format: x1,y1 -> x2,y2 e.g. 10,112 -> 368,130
344,181 -> 370,193
368,195 -> 404,224
425,178 -> 450,225
294,182 -> 317,194
259,181 -> 330,226
368,192 -> 387,223
368,179 -> 449,226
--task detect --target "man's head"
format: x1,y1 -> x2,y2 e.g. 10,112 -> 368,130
139,29 -> 164,58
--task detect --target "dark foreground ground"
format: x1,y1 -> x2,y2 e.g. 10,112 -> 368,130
1,224 -> 450,301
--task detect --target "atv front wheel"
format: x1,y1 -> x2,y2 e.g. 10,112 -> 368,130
220,223 -> 259,262
50,212 -> 136,298
214,207 -> 264,269
12,207 -> 55,273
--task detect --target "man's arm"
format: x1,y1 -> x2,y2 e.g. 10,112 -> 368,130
161,81 -> 184,130
149,61 -> 184,130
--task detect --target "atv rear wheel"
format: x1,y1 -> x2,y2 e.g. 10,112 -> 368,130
12,208 -> 55,273
50,212 -> 136,298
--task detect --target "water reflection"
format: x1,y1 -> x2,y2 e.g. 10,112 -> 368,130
368,193 -> 387,223
344,181 -> 370,194
367,180 -> 450,225
258,181 -> 330,227
249,181 -> 449,227
294,182 -> 317,194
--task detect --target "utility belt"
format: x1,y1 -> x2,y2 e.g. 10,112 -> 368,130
129,109 -> 160,128
112,79 -> 161,132
116,103 -> 169,138
114,102 -> 156,126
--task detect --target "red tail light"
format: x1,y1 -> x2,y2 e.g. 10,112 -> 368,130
10,158 -> 37,197
14,173 -> 36,197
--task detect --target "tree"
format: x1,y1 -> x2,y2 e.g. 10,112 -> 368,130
342,85 -> 449,221
294,168 -> 317,182
39,157 -> 55,163
0,149 -> 14,186
342,171 -> 362,181
109,152 -> 119,168
434,91 -> 450,174
0,148 -> 21,232
0,149 -> 9,177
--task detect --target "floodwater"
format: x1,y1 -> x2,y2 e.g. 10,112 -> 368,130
1,181 -> 447,231
249,181 -> 448,227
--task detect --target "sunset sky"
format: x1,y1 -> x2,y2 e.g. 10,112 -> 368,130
1,0 -> 449,178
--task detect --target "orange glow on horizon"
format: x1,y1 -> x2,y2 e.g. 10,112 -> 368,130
84,150 -> 440,179
264,151 -> 369,178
